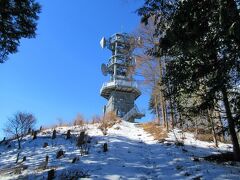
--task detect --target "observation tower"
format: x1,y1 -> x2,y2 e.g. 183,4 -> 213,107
100,33 -> 144,122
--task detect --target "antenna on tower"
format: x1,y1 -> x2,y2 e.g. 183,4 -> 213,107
100,37 -> 107,48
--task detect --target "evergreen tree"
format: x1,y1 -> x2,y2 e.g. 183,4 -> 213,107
138,0 -> 240,160
0,0 -> 41,63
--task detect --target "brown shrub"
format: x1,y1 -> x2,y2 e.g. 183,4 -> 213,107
186,128 -> 223,143
196,134 -> 213,142
90,115 -> 102,124
76,131 -> 90,156
99,111 -> 121,135
141,122 -> 168,141
73,114 -> 85,126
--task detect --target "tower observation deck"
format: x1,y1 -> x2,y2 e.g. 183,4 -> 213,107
100,33 -> 144,122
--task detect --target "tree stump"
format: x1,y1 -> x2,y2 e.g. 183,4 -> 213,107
43,155 -> 49,169
33,131 -> 37,140
43,142 -> 48,148
103,143 -> 108,152
52,129 -> 56,139
22,156 -> 26,162
66,130 -> 71,139
0,137 -> 6,145
47,169 -> 55,180
28,128 -> 32,134
72,156 -> 79,163
56,150 -> 64,159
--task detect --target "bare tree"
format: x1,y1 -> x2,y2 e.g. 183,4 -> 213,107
134,18 -> 170,128
4,112 -> 36,149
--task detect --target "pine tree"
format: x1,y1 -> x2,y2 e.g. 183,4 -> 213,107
138,0 -> 240,160
0,0 -> 41,63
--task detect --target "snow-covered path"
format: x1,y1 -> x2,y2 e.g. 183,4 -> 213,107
0,121 -> 240,179
85,121 -> 240,179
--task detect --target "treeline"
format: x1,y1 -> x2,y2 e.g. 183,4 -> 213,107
135,0 -> 240,161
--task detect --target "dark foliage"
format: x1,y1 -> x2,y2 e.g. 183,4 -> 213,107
137,0 -> 240,160
0,0 -> 41,62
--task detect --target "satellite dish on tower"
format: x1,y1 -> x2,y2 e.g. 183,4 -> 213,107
101,63 -> 108,76
100,37 -> 107,48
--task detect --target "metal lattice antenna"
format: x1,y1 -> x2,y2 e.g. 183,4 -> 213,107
100,32 -> 145,122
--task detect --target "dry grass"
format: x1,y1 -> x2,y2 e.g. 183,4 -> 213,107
90,115 -> 102,124
73,114 -> 85,126
196,134 -> 213,142
140,122 -> 168,141
184,128 -> 226,142
99,111 -> 121,135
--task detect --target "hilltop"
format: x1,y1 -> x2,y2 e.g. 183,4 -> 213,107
0,121 -> 239,180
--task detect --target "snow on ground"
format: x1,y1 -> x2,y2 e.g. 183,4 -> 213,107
0,121 -> 239,180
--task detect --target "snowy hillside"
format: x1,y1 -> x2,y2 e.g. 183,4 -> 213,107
0,121 -> 239,180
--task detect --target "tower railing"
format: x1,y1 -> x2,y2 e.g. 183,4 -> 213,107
122,105 -> 144,121
101,79 -> 138,91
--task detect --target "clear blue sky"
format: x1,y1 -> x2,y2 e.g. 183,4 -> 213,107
0,0 -> 154,138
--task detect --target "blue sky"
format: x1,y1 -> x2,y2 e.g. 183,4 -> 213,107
0,0 -> 154,138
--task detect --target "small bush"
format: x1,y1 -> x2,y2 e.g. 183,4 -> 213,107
99,111 -> 121,135
73,114 -> 85,126
90,115 -> 102,124
76,131 -> 90,156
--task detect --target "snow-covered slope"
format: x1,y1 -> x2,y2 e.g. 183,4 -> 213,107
0,121 -> 239,180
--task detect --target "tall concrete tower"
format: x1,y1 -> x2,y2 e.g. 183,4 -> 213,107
100,33 -> 144,122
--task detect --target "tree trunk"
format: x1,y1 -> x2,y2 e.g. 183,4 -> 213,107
154,96 -> 161,125
158,59 -> 167,128
216,108 -> 226,142
177,112 -> 182,129
208,109 -> 218,147
163,98 -> 169,131
169,96 -> 175,129
222,86 -> 240,161
195,118 -> 198,140
17,134 -> 21,149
